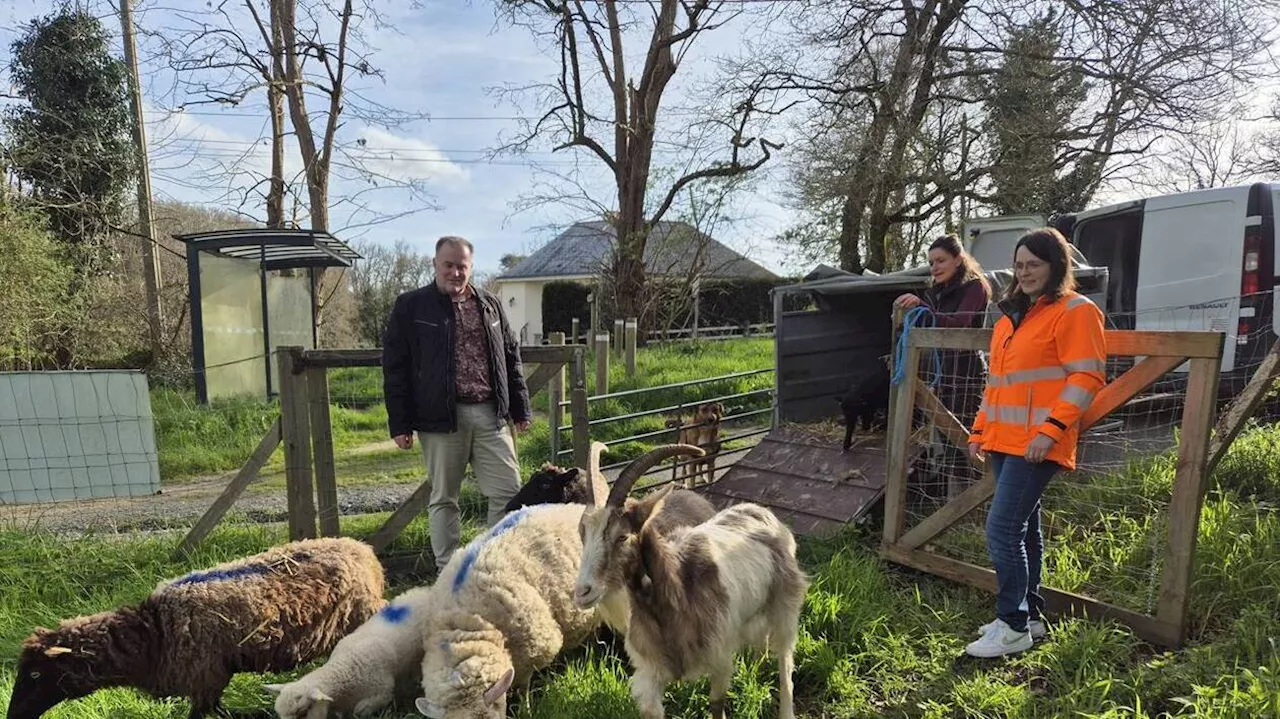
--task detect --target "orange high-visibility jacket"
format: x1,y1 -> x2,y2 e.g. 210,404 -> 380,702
969,291 -> 1107,471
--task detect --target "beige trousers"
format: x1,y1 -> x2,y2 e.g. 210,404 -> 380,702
417,401 -> 521,570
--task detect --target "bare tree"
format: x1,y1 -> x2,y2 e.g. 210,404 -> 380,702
773,0 -> 1280,273
143,0 -> 436,343
493,0 -> 782,325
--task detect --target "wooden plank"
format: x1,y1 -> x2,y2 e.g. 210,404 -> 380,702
1079,355 -> 1187,428
548,332 -> 565,461
625,319 -> 637,377
300,344 -> 574,368
594,333 -> 609,396
882,343 -> 921,544
908,328 -> 1224,359
880,545 -> 1181,647
308,366 -> 340,537
1206,337 -> 1280,477
278,347 -> 317,541
896,354 -> 1185,552
368,478 -> 433,554
173,418 -> 281,559
1155,356 -> 1222,647
571,348 -> 591,471
914,385 -> 985,468
523,362 -> 562,395
896,473 -> 995,551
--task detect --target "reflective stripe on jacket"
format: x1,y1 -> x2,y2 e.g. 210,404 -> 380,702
969,291 -> 1107,471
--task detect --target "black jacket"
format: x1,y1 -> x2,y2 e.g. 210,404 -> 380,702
381,282 -> 531,437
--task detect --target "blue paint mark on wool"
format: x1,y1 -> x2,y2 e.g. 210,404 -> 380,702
170,551 -> 312,587
172,564 -> 271,586
453,506 -> 531,594
379,604 -> 411,624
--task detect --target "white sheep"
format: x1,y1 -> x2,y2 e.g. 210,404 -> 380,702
264,584 -> 435,719
575,457 -> 809,719
412,445 -> 713,719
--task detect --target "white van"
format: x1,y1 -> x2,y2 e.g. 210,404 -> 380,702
964,181 -> 1278,397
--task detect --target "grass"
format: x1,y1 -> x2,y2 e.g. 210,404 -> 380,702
4,422 -> 1280,718
151,338 -> 775,484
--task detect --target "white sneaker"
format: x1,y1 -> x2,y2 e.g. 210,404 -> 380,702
977,618 -> 1046,640
965,618 -> 1033,658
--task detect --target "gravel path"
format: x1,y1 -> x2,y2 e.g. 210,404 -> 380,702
6,432 -> 768,535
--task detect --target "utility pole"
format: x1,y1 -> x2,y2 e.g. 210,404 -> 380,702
119,0 -> 164,360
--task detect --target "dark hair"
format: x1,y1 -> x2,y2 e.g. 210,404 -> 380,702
435,235 -> 474,255
1006,227 -> 1075,302
928,234 -> 992,296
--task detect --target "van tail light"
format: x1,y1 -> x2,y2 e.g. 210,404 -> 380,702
1241,227 -> 1262,298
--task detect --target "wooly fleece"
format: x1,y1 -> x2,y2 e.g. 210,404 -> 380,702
266,583 -> 436,719
7,537 -> 385,719
414,503 -> 613,719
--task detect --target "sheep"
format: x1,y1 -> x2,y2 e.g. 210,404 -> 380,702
7,537 -> 385,719
412,446 -> 706,719
574,451 -> 809,719
264,583 -> 435,719
663,402 -> 724,488
836,359 -> 891,452
501,441 -> 609,513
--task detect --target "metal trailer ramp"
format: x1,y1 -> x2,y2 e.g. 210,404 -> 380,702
695,424 -> 889,537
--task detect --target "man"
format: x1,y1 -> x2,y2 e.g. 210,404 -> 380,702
381,235 -> 532,571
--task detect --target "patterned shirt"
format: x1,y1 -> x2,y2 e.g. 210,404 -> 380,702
453,290 -> 493,403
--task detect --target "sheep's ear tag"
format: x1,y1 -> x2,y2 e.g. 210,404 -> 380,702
415,697 -> 445,718
43,646 -> 73,658
483,667 -> 516,705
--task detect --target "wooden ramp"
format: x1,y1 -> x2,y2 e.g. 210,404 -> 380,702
695,424 -> 889,537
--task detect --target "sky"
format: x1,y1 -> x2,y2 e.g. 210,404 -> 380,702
0,0 -> 807,277
1,1 -> 1275,280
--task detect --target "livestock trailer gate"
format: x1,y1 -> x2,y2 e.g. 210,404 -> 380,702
696,255 -> 1110,538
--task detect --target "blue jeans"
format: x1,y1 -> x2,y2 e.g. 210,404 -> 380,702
985,452 -> 1061,632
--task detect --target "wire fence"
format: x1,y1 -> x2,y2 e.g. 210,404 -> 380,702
883,296 -> 1279,624
550,367 -> 777,487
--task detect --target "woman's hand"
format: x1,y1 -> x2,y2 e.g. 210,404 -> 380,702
1025,433 -> 1056,463
967,442 -> 984,462
893,293 -> 923,310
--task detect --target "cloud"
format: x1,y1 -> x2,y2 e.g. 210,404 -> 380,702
345,126 -> 470,186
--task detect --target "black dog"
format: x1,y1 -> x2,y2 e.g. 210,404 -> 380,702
836,360 -> 892,452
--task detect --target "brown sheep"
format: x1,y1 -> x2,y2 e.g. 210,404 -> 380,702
6,537 -> 386,719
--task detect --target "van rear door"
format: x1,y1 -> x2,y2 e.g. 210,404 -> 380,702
1136,186 -> 1249,371
963,214 -> 1045,274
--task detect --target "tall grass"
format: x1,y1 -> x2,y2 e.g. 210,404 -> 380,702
4,422 -> 1279,718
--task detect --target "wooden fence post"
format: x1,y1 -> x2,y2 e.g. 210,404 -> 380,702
625,319 -> 637,377
278,347 -> 318,541
1156,354 -> 1223,646
548,331 -> 565,462
595,333 -> 610,395
307,364 -> 339,537
613,318 -> 625,356
571,317 -> 580,344
882,309 -> 918,546
571,347 -> 591,471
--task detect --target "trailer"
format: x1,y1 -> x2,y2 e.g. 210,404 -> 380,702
696,252 -> 1111,537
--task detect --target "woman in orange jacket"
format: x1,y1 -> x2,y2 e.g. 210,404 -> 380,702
964,227 -> 1107,658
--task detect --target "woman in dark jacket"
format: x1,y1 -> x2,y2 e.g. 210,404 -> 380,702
893,234 -> 993,494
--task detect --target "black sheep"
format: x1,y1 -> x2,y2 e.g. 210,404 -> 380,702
836,361 -> 892,452
502,462 -> 595,513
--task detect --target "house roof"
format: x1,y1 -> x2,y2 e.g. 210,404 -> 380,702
498,220 -> 778,281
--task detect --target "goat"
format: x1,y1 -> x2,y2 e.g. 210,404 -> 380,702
662,402 -> 723,488
575,446 -> 808,719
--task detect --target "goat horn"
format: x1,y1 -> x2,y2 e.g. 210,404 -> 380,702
587,441 -> 609,507
605,444 -> 705,507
